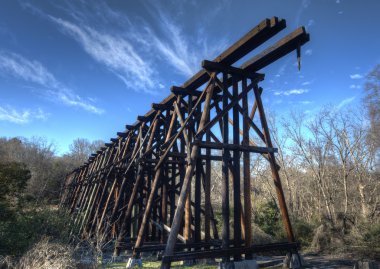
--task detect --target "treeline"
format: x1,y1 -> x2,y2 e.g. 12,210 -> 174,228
209,65 -> 380,252
0,137 -> 104,202
0,137 -> 103,257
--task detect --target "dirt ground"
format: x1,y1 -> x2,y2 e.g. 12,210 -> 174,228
98,252 -> 380,269
301,253 -> 379,269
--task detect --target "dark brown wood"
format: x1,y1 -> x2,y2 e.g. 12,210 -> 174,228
60,18 -> 310,268
253,86 -> 295,242
221,72 -> 230,263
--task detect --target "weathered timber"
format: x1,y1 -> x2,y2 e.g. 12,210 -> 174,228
60,17 -> 310,269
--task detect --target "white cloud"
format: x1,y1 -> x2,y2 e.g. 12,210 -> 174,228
0,105 -> 49,124
295,0 -> 311,26
274,89 -> 309,96
49,16 -> 157,93
143,3 -> 228,77
305,49 -> 312,56
300,100 -> 312,105
307,19 -> 315,27
301,81 -> 312,86
349,84 -> 361,89
30,1 -> 227,93
159,83 -> 165,89
0,51 -> 104,114
25,2 -> 229,93
350,73 -> 363,79
337,96 -> 355,109
275,63 -> 287,77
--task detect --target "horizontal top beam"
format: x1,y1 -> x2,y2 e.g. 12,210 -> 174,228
137,17 -> 286,125
242,27 -> 310,72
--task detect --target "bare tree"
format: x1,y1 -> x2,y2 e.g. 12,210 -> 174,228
364,64 -> 380,150
67,138 -> 104,166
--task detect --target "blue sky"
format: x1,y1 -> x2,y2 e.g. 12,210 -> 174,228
0,0 -> 379,155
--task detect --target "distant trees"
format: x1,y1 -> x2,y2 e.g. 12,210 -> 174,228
281,108 -> 378,226
209,103 -> 379,249
0,137 -> 104,203
66,138 -> 104,167
364,64 -> 380,150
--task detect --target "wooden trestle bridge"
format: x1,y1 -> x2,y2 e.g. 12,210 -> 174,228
60,17 -> 310,268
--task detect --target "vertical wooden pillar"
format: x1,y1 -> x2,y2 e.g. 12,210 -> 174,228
169,163 -> 176,225
204,110 -> 211,244
232,77 -> 241,261
253,86 -> 295,242
161,80 -> 215,269
243,78 -> 253,259
221,72 -> 230,261
161,171 -> 168,243
194,147 -> 202,244
132,109 -> 177,257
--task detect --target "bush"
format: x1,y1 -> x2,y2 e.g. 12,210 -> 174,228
16,237 -> 76,269
0,207 -> 71,257
254,200 -> 285,239
292,218 -> 315,248
363,222 -> 380,246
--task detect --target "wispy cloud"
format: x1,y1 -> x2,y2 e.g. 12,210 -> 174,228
143,3 -> 228,77
158,83 -> 165,89
0,51 -> 104,114
295,0 -> 311,26
301,80 -> 313,86
305,49 -> 312,56
25,1 -> 228,93
300,100 -> 312,105
274,89 -> 309,96
49,16 -> 157,94
307,19 -> 315,28
337,96 -> 355,109
275,62 -> 288,77
350,73 -> 363,79
0,105 -> 49,124
349,84 -> 361,89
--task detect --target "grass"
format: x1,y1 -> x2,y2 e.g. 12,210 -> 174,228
98,260 -> 284,269
99,260 -> 219,268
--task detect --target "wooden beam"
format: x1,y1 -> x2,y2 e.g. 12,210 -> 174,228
242,27 -> 310,72
202,60 -> 260,79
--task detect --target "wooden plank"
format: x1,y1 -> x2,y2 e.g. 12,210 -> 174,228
202,60 -> 259,79
171,86 -> 203,97
161,242 -> 299,262
242,27 -> 310,72
193,141 -> 277,153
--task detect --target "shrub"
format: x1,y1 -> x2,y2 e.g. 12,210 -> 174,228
292,218 -> 315,248
363,222 -> 380,246
254,200 -> 285,239
0,207 -> 71,257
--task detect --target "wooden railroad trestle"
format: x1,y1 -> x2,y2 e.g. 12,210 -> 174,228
60,17 -> 310,268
